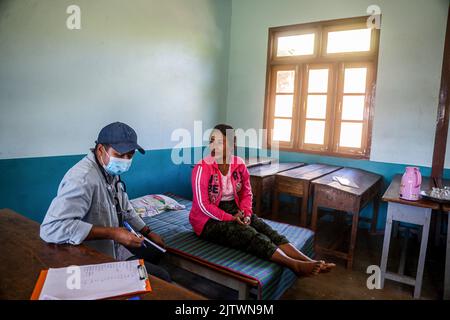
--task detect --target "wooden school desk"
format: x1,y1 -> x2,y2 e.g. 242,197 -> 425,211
311,167 -> 382,269
0,209 -> 204,300
272,164 -> 342,227
248,162 -> 305,216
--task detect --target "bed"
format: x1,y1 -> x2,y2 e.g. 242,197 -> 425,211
140,193 -> 315,300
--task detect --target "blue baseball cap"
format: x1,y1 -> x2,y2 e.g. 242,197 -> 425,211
96,122 -> 145,154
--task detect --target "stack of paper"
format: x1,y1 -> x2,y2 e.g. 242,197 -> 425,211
31,260 -> 151,300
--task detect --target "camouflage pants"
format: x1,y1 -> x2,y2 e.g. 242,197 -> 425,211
200,200 -> 289,260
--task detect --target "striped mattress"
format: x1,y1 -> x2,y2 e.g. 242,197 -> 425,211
141,193 -> 315,300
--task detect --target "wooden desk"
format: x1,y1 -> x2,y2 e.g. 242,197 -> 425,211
311,167 -> 382,269
380,175 -> 438,299
0,209 -> 204,300
248,162 -> 305,216
273,164 -> 342,227
245,157 -> 273,168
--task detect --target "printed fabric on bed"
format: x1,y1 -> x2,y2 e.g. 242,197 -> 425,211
130,194 -> 186,217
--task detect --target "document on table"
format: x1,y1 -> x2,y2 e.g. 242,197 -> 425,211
332,176 -> 360,189
31,259 -> 151,300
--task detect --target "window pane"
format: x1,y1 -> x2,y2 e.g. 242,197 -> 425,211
340,122 -> 363,148
342,95 -> 365,121
344,68 -> 367,93
273,118 -> 292,142
304,120 -> 325,145
277,33 -> 315,57
308,69 -> 328,93
276,70 -> 295,93
327,28 -> 372,53
306,95 -> 327,119
274,95 -> 294,117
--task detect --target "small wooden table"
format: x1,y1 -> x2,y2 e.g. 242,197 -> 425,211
442,202 -> 450,300
272,164 -> 342,227
380,175 -> 438,299
0,209 -> 204,300
249,162 -> 305,216
438,178 -> 450,300
311,167 -> 382,269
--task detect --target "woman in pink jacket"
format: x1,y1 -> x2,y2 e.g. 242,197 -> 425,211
189,124 -> 334,276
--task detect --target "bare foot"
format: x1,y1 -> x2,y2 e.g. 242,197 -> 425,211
317,260 -> 336,273
293,260 -> 322,277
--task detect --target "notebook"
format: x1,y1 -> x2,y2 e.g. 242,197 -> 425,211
31,259 -> 151,300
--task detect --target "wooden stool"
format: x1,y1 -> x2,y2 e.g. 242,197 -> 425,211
272,164 -> 341,227
311,167 -> 382,269
249,162 -> 305,216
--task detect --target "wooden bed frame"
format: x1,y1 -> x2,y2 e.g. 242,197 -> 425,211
162,247 -> 261,300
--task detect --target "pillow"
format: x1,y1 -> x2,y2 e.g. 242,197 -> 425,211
131,194 -> 186,217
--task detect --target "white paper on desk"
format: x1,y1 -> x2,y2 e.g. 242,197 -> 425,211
39,260 -> 147,300
332,176 -> 359,189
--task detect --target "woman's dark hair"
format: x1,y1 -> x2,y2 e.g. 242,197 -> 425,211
213,124 -> 234,137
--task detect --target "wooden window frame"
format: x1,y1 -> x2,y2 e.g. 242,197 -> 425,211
263,16 -> 380,159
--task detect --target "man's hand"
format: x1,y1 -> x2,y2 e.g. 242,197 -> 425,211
112,228 -> 143,248
146,232 -> 166,248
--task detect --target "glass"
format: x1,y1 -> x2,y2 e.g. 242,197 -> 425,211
304,120 -> 325,145
308,69 -> 328,93
274,95 -> 294,117
276,70 -> 295,93
273,118 -> 292,142
344,68 -> 367,93
277,33 -> 315,57
342,95 -> 365,121
339,122 -> 363,148
327,28 -> 372,53
306,95 -> 327,119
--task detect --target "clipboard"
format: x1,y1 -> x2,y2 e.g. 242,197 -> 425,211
31,259 -> 151,300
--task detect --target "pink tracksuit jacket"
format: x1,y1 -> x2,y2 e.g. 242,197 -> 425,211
189,155 -> 253,236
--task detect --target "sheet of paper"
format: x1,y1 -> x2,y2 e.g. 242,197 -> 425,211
332,176 -> 359,189
39,260 -> 147,300
143,237 -> 167,253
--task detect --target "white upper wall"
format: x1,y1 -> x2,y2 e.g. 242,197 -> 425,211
226,0 -> 449,167
0,0 -> 231,159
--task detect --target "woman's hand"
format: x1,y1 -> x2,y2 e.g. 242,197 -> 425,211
233,215 -> 246,225
243,216 -> 251,225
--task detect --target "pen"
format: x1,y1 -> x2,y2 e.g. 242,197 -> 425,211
123,221 -> 147,248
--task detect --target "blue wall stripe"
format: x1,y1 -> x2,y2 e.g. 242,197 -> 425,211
1,146 -> 449,228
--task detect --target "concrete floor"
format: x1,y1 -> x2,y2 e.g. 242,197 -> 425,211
166,202 -> 447,300
276,204 -> 446,300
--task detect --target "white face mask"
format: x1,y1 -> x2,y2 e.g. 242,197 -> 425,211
101,150 -> 132,176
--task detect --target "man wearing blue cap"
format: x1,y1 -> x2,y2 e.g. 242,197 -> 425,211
40,122 -> 171,282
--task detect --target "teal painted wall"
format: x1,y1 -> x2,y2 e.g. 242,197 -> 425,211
249,148 -> 450,230
1,0 -> 449,234
0,148 -> 197,223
